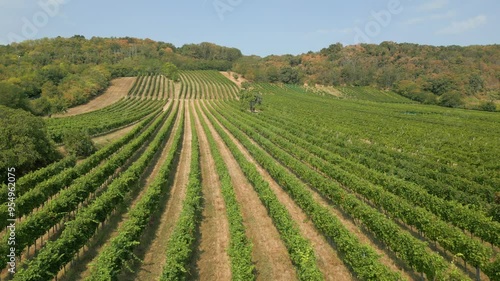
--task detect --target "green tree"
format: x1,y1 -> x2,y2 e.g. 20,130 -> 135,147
62,129 -> 96,157
266,66 -> 279,83
424,76 -> 457,96
0,105 -> 60,181
279,67 -> 300,84
239,88 -> 262,112
0,81 -> 29,110
439,91 -> 463,108
162,62 -> 179,81
29,96 -> 52,116
467,74 -> 484,95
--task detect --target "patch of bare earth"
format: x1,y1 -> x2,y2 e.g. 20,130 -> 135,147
220,71 -> 247,88
55,77 -> 136,117
202,100 -> 354,281
191,101 -> 232,280
92,123 -> 140,148
123,101 -> 192,281
314,84 -> 344,97
196,100 -> 297,281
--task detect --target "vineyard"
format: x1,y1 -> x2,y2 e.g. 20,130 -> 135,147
3,70 -> 499,281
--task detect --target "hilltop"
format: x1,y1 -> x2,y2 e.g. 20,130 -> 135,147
0,36 -> 499,114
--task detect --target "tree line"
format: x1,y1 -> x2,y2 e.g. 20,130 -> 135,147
232,42 -> 499,110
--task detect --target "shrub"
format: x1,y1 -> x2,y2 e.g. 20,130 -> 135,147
63,129 -> 96,157
479,101 -> 497,112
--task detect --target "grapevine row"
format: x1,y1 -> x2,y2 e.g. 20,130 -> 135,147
216,100 -> 491,276
196,104 -> 255,280
13,101 -> 179,281
160,105 -> 202,281
0,155 -> 76,203
85,103 -> 184,280
207,101 -> 468,280
200,102 -> 404,280
198,102 -> 328,281
0,106 -> 172,266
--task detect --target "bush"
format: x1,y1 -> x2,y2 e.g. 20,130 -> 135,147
63,129 -> 96,157
439,91 -> 463,108
479,101 -> 497,112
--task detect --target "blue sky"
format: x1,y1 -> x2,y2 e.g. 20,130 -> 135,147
0,0 -> 499,56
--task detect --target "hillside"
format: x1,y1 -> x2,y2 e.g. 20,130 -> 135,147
0,71 -> 498,281
233,42 -> 500,110
1,37 -> 499,116
0,37 -> 242,115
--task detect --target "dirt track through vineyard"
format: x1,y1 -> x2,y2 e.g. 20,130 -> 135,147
191,101 -> 232,280
55,77 -> 136,117
92,122 -> 139,148
196,101 -> 297,281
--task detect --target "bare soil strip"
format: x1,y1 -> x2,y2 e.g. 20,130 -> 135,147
92,122 -> 140,148
55,77 -> 136,117
220,71 -> 247,88
204,101 -> 417,280
191,101 -> 232,280
313,84 -> 344,97
93,100 -> 171,148
202,100 -> 354,281
125,101 -> 193,281
196,100 -> 297,281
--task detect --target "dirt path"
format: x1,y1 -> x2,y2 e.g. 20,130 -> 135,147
127,101 -> 192,281
220,71 -> 247,88
55,77 -> 136,117
202,100 -> 354,281
204,101 -> 416,280
93,100 -> 171,147
195,100 -> 297,281
191,101 -> 232,280
92,123 -> 140,148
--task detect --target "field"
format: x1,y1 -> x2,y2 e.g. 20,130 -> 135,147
2,70 -> 499,281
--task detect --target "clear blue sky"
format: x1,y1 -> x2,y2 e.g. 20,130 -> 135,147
0,0 -> 499,56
